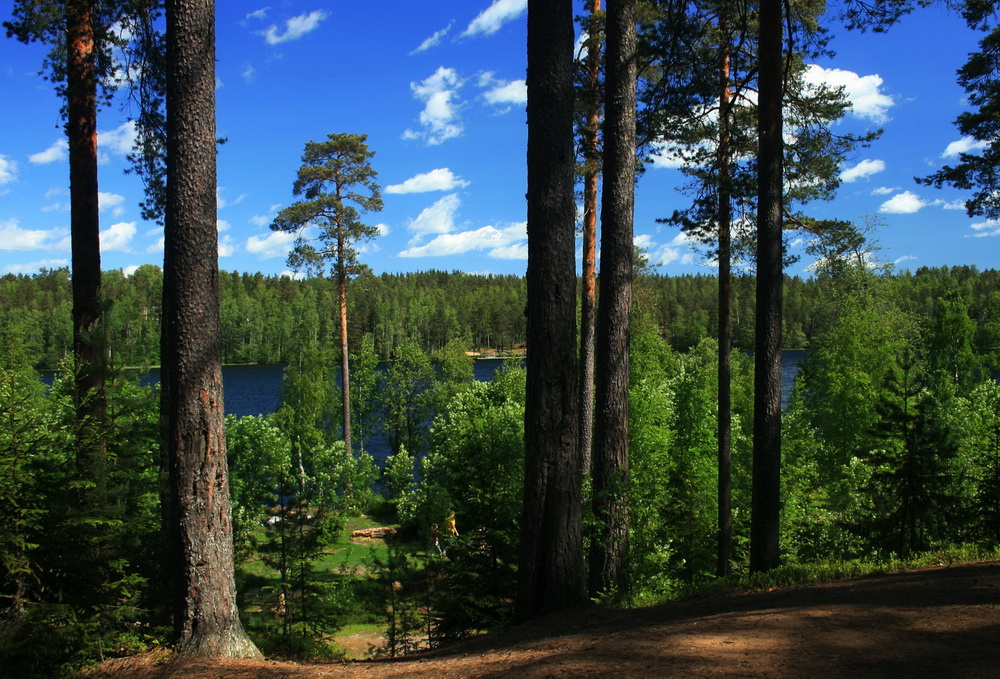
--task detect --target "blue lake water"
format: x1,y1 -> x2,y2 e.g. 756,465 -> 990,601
44,353 -> 807,462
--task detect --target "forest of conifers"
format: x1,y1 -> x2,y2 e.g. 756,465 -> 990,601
4,263 -> 999,368
3,257 -> 1000,673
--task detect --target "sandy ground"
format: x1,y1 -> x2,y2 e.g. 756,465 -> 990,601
81,561 -> 1000,679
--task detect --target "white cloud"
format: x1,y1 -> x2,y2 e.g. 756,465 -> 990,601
246,229 -> 297,258
412,21 -> 453,54
970,219 -> 1000,237
99,120 -> 136,156
217,188 -> 246,209
3,258 -> 69,275
386,168 -> 470,194
0,218 -> 61,251
250,204 -> 282,227
871,186 -> 897,195
100,221 -> 136,251
942,198 -> 967,211
803,65 -> 894,123
122,264 -> 140,277
145,226 -> 164,253
403,67 -> 464,145
29,139 -> 68,165
840,158 -> 885,183
242,63 -> 257,83
218,235 -> 236,257
879,190 -> 928,214
0,155 -> 18,185
461,0 -> 526,38
246,8 -> 269,21
99,192 -> 126,217
376,223 -> 390,236
894,255 -> 918,266
407,193 -> 462,236
482,78 -> 526,107
942,136 -> 988,158
639,231 -> 700,268
262,10 -> 327,45
398,222 -> 526,258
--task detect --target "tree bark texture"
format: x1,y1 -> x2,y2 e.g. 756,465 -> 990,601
66,0 -> 106,495
716,14 -> 734,578
750,0 -> 783,574
162,0 -> 261,658
578,0 -> 601,479
590,0 -> 637,599
517,0 -> 586,621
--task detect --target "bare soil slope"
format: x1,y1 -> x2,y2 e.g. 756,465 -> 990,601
82,561 -> 1000,679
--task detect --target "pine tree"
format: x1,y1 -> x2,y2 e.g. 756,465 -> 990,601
271,134 -> 383,458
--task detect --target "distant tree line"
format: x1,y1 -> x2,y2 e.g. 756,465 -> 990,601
2,265 -> 998,371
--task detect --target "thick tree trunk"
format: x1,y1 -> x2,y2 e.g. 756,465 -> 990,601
590,0 -> 637,599
162,0 -> 260,658
716,16 -> 734,578
579,0 -> 601,478
517,0 -> 586,621
750,0 -> 783,574
66,0 -> 105,497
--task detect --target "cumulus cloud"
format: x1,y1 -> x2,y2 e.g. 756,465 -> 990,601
0,155 -> 18,185
100,221 -> 136,251
803,65 -> 894,123
879,190 -> 928,214
412,21 -> 453,54
942,136 -> 988,158
386,168 -> 470,194
4,259 -> 70,275
122,264 -> 140,277
99,120 -> 136,157
403,67 -> 464,145
99,192 -> 127,217
246,229 -> 297,258
482,78 -> 526,108
970,219 -> 1000,237
398,222 -> 526,258
262,10 -> 327,45
251,204 -> 282,227
407,193 -> 462,237
145,226 -> 164,253
29,139 -> 68,165
840,158 -> 886,183
0,218 -> 62,251
461,0 -> 526,38
648,232 -> 699,267
871,186 -> 897,195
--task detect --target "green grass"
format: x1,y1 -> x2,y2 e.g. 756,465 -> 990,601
629,544 -> 1000,608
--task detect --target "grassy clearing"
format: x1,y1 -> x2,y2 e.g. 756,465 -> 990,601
631,544 -> 1000,608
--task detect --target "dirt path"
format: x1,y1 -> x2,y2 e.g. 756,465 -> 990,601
83,561 -> 1000,678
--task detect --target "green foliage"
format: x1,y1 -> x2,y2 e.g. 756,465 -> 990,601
271,133 -> 383,279
381,338 -> 436,457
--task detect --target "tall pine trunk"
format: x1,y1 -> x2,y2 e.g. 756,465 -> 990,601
579,0 -> 601,477
716,9 -> 734,578
591,0 -> 637,599
66,0 -> 106,500
517,0 -> 586,621
338,230 -> 352,457
162,0 -> 260,658
750,0 -> 783,574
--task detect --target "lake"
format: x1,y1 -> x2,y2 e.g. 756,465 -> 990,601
44,353 -> 807,462
144,351 -> 807,418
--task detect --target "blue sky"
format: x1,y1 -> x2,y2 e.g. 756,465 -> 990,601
0,0 -> 994,279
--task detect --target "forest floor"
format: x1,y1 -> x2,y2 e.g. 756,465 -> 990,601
81,560 -> 1000,679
